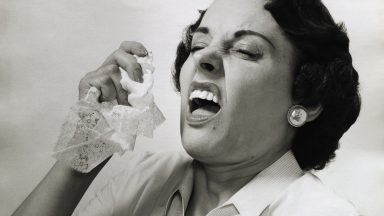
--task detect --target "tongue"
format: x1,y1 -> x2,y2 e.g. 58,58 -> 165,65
191,104 -> 219,116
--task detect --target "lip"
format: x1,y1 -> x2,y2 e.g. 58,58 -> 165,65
186,81 -> 222,127
186,108 -> 222,127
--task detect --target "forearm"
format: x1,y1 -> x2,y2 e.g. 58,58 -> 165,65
12,159 -> 108,216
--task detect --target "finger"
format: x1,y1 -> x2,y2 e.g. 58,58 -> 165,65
103,49 -> 144,83
79,71 -> 95,100
119,41 -> 148,57
102,41 -> 147,66
78,74 -> 117,102
98,78 -> 117,102
108,68 -> 129,105
87,66 -> 117,102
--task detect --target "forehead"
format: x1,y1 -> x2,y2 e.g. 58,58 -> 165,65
201,0 -> 280,38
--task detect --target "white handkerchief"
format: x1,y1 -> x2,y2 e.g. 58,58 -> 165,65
53,53 -> 165,173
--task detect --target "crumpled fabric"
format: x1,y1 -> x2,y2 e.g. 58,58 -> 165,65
53,53 -> 165,173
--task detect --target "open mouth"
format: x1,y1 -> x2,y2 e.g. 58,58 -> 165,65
189,89 -> 221,117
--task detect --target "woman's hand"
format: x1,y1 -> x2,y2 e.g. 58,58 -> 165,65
12,41 -> 149,216
78,41 -> 148,105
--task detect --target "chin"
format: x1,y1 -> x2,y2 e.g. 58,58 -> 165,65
179,80 -> 230,162
180,120 -> 232,163
181,125 -> 216,159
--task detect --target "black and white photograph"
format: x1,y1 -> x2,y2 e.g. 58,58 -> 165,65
1,0 -> 383,215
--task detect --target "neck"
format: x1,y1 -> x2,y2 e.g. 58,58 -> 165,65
200,148 -> 287,192
188,149 -> 288,215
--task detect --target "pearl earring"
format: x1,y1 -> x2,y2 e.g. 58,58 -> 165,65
287,105 -> 308,127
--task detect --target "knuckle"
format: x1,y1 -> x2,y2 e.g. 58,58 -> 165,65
79,71 -> 93,86
105,64 -> 119,72
98,76 -> 112,86
112,49 -> 122,58
83,71 -> 95,78
114,49 -> 129,60
120,40 -> 137,47
98,64 -> 118,74
119,41 -> 131,48
120,41 -> 145,52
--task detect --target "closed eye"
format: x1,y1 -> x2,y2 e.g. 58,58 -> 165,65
190,46 -> 205,52
232,49 -> 263,59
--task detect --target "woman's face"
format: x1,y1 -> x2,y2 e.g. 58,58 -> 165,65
179,0 -> 298,165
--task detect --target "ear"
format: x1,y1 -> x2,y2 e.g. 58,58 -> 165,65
306,105 -> 323,122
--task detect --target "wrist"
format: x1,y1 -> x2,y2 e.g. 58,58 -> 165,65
53,156 -> 110,180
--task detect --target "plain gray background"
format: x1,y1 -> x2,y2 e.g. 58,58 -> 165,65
0,0 -> 383,215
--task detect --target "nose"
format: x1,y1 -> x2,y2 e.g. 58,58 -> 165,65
193,47 -> 223,74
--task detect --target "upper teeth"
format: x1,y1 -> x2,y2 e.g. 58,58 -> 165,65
189,90 -> 218,103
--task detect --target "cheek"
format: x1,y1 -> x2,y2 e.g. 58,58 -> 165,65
179,56 -> 195,96
221,59 -> 294,156
224,59 -> 293,126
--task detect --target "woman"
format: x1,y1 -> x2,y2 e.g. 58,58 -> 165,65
13,0 -> 361,215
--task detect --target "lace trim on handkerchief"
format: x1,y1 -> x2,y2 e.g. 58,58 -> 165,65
53,53 -> 165,173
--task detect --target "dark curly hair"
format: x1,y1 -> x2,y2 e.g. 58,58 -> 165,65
172,0 -> 361,170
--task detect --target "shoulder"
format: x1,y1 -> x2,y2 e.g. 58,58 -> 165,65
76,151 -> 192,215
267,172 -> 360,216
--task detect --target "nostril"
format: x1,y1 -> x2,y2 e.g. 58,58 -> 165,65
200,63 -> 215,72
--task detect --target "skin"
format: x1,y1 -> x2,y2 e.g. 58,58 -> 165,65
12,42 -> 148,216
13,0 -> 322,215
180,0 -> 297,165
179,0 -> 303,215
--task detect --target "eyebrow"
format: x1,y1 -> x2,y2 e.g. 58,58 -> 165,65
194,27 -> 275,49
234,30 -> 275,48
